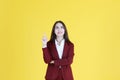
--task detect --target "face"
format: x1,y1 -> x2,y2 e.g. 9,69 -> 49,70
54,23 -> 65,37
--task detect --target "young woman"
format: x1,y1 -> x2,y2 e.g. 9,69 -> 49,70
42,20 -> 74,80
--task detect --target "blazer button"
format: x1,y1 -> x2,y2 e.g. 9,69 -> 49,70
59,66 -> 61,68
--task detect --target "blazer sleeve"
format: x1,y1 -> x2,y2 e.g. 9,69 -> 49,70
42,43 -> 52,64
54,43 -> 74,66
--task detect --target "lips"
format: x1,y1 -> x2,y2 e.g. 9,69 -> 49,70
57,32 -> 62,34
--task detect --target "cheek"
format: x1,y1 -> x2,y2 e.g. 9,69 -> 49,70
62,29 -> 65,34
54,29 -> 58,34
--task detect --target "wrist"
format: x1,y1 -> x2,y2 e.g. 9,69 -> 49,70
42,44 -> 47,48
50,60 -> 54,64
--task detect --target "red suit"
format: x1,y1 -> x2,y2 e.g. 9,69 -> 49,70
42,41 -> 74,80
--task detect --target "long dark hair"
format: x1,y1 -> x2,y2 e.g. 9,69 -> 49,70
49,20 -> 71,43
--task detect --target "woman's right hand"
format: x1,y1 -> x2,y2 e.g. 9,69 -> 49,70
42,34 -> 48,48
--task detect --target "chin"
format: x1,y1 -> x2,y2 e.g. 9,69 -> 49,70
57,34 -> 64,37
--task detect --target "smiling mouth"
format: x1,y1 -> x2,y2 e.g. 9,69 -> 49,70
58,32 -> 62,34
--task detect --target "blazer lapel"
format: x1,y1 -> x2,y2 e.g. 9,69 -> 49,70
52,41 -> 59,59
62,42 -> 68,59
52,41 -> 69,59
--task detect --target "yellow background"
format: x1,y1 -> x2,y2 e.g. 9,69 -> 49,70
0,0 -> 120,80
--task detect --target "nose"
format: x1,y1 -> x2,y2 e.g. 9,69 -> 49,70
59,27 -> 63,30
58,28 -> 62,32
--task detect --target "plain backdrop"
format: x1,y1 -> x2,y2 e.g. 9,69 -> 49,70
0,0 -> 120,80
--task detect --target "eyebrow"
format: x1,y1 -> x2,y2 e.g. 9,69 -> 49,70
55,25 -> 64,27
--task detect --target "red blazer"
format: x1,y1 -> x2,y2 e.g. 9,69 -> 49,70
42,40 -> 74,80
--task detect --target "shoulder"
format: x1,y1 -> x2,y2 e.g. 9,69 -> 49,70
66,41 -> 74,47
47,40 -> 54,46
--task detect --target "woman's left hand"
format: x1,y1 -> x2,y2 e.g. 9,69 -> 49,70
50,60 -> 54,64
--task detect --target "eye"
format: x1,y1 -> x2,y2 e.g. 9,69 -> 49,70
55,26 -> 59,29
61,26 -> 64,29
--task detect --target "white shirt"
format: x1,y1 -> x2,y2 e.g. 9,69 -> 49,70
55,39 -> 65,59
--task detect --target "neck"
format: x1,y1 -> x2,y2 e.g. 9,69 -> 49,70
56,36 -> 64,42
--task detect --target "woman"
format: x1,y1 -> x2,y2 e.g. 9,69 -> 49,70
42,20 -> 74,80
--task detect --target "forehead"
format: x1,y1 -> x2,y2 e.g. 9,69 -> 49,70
55,23 -> 63,27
